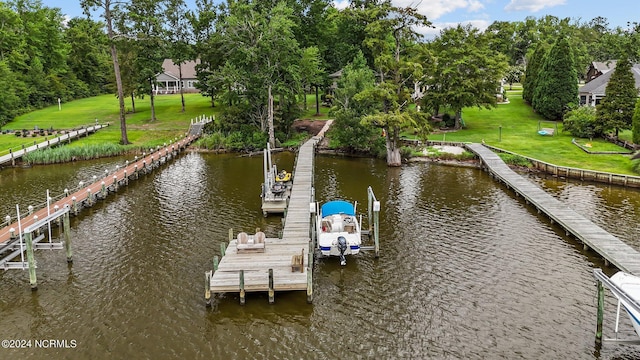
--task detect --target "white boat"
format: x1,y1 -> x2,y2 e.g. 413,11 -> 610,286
610,271 -> 640,337
316,200 -> 361,265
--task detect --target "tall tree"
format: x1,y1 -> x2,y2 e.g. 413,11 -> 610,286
165,0 -> 193,112
299,46 -> 323,113
82,0 -> 130,144
125,0 -> 166,122
532,36 -> 578,120
632,97 -> 640,145
426,24 -> 508,129
359,2 -> 432,166
65,18 -> 111,96
190,0 -> 222,107
596,57 -> 638,137
522,41 -> 547,105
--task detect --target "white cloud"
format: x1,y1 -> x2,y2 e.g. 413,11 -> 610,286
504,0 -> 566,12
333,0 -> 350,10
393,0 -> 485,20
332,0 -> 485,20
416,19 -> 492,38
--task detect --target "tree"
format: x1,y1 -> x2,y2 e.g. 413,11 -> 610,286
125,0 -> 166,122
65,18 -> 111,97
596,57 -> 638,137
532,36 -> 578,120
359,2 -> 432,166
504,65 -> 525,90
329,51 -> 381,153
299,46 -> 324,113
82,0 -> 130,144
632,98 -> 640,144
522,42 -> 547,104
563,105 -> 599,139
426,24 -> 508,129
165,0 -> 194,113
190,0 -> 222,107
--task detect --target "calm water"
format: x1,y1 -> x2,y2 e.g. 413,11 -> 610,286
1,152 -> 640,359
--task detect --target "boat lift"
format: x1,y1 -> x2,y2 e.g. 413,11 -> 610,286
593,268 -> 640,345
310,186 -> 380,258
260,143 -> 291,216
1,202 -> 73,290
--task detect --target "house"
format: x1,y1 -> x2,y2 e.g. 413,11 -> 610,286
154,59 -> 200,95
585,60 -> 617,83
579,62 -> 640,106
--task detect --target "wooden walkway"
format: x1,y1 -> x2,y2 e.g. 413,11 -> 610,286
207,120 -> 333,303
0,124 -> 108,167
0,136 -> 197,251
467,143 -> 640,275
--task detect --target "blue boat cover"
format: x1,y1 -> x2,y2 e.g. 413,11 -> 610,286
321,200 -> 355,216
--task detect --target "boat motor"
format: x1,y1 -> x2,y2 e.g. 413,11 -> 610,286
337,236 -> 347,266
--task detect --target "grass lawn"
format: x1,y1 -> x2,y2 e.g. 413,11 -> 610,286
1,93 -> 219,152
300,94 -> 331,119
435,89 -> 637,175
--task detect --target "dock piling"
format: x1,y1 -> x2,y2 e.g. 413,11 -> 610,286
239,270 -> 245,305
205,271 -> 212,307
24,232 -> 37,290
213,256 -> 219,272
268,268 -> 275,304
63,210 -> 72,263
596,278 -> 605,344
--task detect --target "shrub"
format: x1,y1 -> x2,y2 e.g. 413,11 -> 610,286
563,106 -> 599,138
498,153 -> 531,167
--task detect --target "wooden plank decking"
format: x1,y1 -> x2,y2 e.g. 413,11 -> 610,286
467,143 -> 640,275
0,136 -> 196,249
209,120 -> 333,296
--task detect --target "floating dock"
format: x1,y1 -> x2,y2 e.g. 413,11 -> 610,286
261,143 -> 292,216
466,143 -> 640,274
206,121 -> 333,304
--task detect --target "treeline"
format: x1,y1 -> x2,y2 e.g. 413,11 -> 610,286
2,0 -> 640,154
0,1 -> 111,126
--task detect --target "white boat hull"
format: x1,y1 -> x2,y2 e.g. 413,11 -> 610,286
610,272 -> 640,337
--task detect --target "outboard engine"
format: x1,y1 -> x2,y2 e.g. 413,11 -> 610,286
337,236 -> 347,266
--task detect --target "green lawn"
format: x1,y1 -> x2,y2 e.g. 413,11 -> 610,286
437,90 -> 637,175
1,93 -> 219,152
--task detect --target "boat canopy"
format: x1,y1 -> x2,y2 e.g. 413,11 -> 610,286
321,200 -> 355,217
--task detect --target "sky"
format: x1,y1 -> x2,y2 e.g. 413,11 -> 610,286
42,0 -> 636,37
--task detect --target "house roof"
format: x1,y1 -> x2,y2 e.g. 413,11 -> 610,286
160,59 -> 200,80
592,60 -> 617,74
580,63 -> 640,96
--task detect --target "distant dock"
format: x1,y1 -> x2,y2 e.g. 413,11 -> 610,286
0,124 -> 108,167
467,143 -> 640,275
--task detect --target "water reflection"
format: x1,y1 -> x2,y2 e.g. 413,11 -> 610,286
1,153 -> 640,358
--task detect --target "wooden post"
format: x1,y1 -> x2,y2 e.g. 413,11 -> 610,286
24,232 -> 37,290
72,196 -> 78,215
373,201 -> 380,258
63,211 -> 72,263
113,175 -> 118,191
205,271 -> 212,307
228,228 -> 233,242
87,189 -> 93,206
220,242 -> 226,257
213,256 -> 219,272
239,270 -> 245,305
124,170 -> 128,185
268,268 -> 275,304
307,251 -> 313,304
595,279 -> 604,344
101,181 -> 106,197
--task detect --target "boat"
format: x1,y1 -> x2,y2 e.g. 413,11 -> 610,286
316,200 -> 361,266
276,170 -> 291,182
610,271 -> 640,337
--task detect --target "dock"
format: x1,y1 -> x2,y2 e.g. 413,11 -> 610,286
1,127 -> 204,288
206,120 -> 333,304
0,124 -> 108,167
466,143 -> 640,275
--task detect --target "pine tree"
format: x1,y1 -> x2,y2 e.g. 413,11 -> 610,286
632,98 -> 640,144
532,37 -> 578,120
522,42 -> 547,105
596,57 -> 638,137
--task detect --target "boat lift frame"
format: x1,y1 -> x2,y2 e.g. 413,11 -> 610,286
1,204 -> 72,290
593,268 -> 640,345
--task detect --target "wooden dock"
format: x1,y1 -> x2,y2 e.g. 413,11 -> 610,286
467,143 -> 640,275
0,124 -> 108,167
0,136 -> 197,281
207,120 -> 333,304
